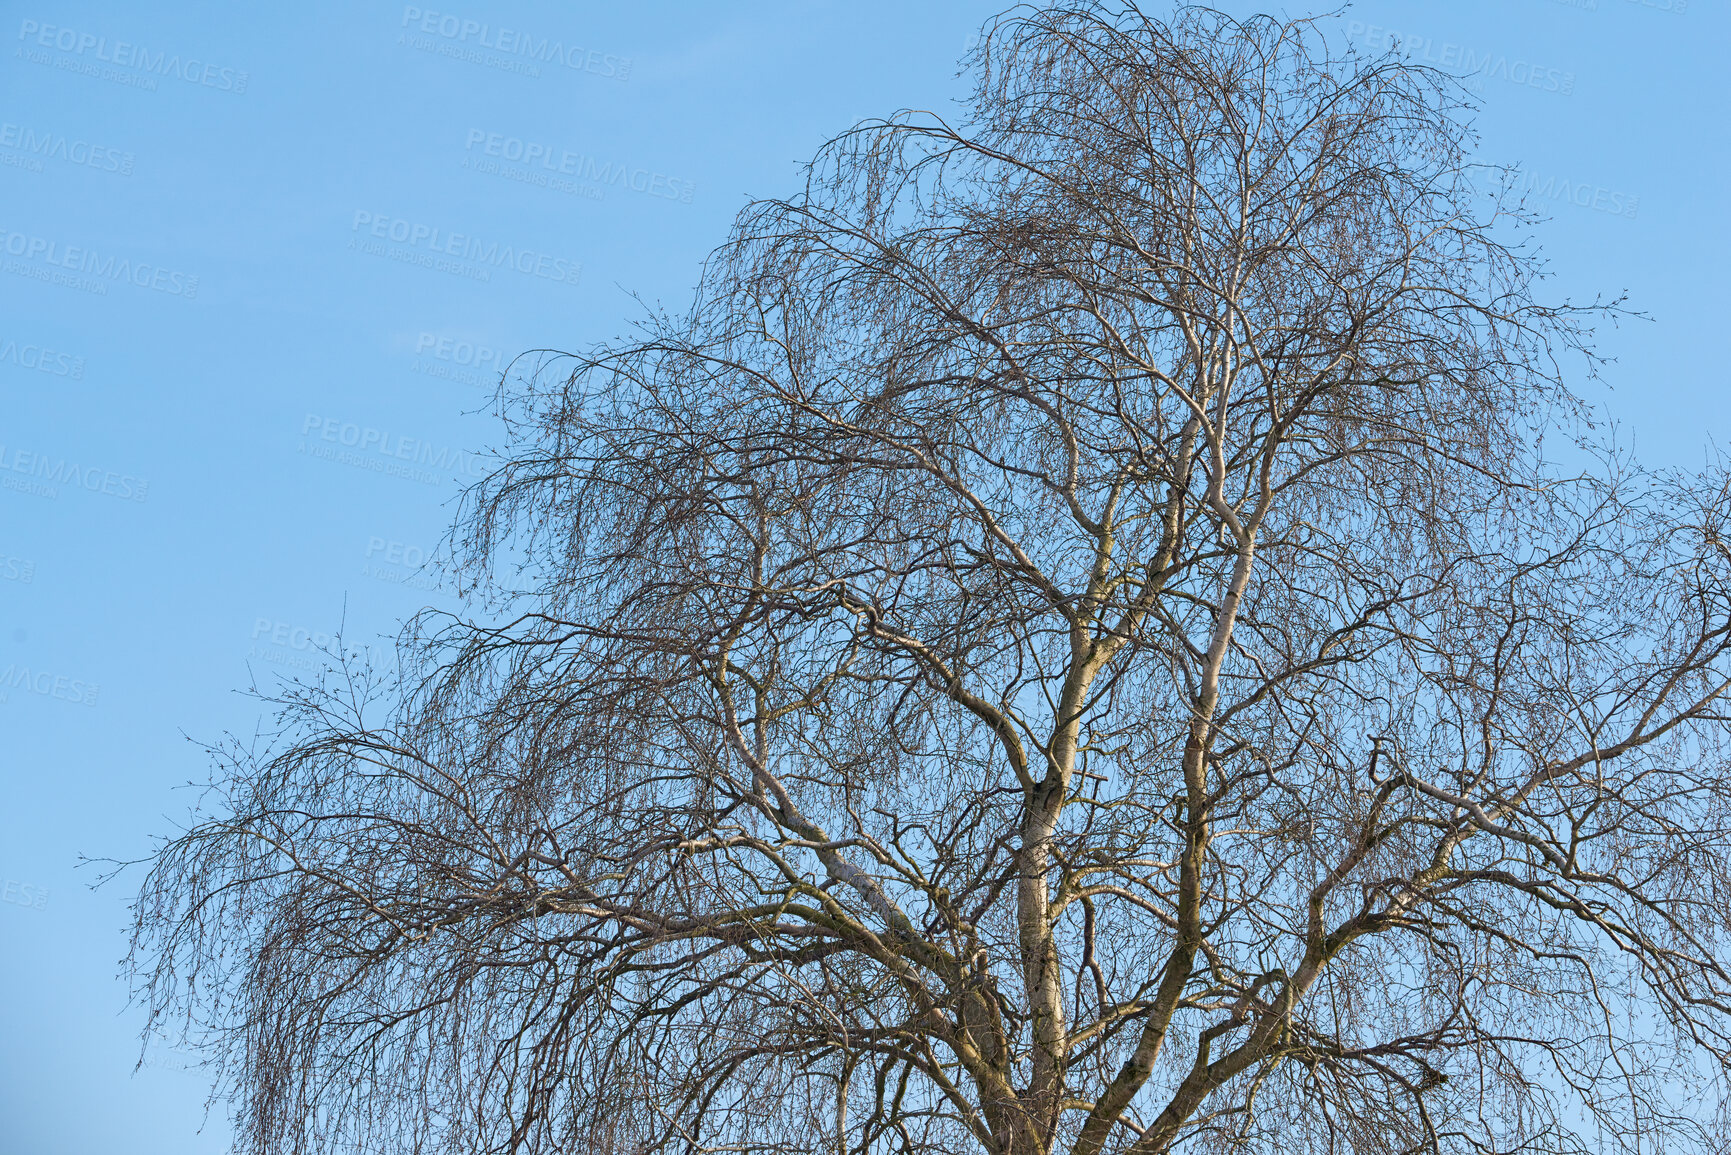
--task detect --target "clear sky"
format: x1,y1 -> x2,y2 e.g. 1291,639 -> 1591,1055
1,1 -> 1725,1151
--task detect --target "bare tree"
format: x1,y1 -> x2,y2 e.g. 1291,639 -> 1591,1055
129,5 -> 1731,1154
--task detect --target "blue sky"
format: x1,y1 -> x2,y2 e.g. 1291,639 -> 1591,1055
0,1 -> 1725,1150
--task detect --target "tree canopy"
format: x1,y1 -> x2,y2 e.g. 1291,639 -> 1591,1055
131,5 -> 1731,1154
